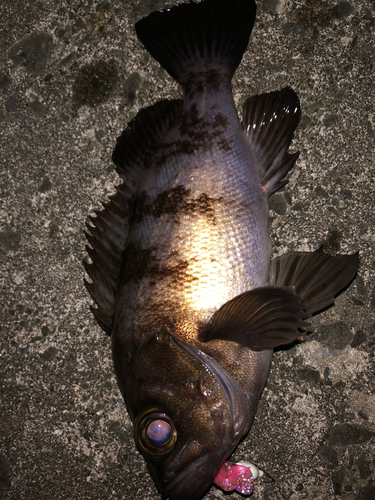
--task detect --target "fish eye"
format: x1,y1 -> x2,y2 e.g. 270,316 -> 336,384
134,408 -> 177,457
146,419 -> 171,445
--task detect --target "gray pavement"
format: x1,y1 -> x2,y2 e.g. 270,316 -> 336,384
1,0 -> 374,499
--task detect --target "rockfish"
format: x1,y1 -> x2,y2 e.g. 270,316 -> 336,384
84,0 -> 358,498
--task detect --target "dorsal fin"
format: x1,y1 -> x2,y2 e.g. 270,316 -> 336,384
242,87 -> 301,195
84,99 -> 183,335
112,99 -> 183,183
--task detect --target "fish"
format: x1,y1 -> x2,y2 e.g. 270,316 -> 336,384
83,0 -> 359,498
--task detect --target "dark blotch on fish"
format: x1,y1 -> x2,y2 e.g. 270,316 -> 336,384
135,186 -> 221,224
179,104 -> 231,151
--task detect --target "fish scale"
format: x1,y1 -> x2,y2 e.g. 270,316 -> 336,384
84,1 -> 359,499
122,107 -> 271,325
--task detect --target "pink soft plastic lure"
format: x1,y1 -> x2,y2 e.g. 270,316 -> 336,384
213,461 -> 254,495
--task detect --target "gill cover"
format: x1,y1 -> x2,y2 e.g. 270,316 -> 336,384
172,336 -> 248,447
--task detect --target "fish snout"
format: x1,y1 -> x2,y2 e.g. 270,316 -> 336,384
148,439 -> 222,500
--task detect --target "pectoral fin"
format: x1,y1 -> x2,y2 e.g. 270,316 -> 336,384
200,251 -> 359,350
199,287 -> 310,350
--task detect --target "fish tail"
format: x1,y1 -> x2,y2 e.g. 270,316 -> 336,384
135,0 -> 257,86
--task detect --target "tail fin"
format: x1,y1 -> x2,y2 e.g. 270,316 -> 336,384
135,0 -> 257,86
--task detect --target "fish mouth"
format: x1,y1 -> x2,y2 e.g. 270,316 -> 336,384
161,452 -> 210,500
144,336 -> 250,500
146,439 -> 211,500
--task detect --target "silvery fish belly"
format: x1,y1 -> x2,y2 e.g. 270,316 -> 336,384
83,1 -> 359,499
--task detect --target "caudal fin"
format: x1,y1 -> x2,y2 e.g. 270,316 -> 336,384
135,0 -> 257,86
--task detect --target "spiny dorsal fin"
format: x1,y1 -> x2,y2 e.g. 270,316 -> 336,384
242,87 -> 301,195
84,99 -> 183,335
84,185 -> 130,335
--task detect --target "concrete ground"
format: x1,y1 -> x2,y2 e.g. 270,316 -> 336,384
1,0 -> 374,499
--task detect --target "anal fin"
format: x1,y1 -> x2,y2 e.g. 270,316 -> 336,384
84,99 -> 182,335
242,87 -> 301,195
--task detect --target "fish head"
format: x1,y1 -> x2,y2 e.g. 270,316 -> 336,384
114,327 -> 249,500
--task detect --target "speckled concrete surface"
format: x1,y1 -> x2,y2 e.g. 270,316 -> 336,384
1,0 -> 374,499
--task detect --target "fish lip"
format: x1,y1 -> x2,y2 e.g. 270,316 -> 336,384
160,453 -> 209,498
